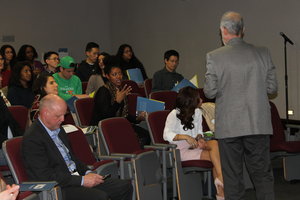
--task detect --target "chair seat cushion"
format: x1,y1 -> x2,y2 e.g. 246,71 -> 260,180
93,160 -> 114,169
182,159 -> 213,169
271,141 -> 300,153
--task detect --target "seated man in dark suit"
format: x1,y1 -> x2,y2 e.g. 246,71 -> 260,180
22,94 -> 132,200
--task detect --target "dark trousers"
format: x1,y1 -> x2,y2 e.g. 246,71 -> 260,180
218,135 -> 275,200
62,178 -> 132,200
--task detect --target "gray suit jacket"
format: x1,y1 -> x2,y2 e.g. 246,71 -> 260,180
204,38 -> 277,139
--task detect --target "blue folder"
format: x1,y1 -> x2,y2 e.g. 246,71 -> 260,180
126,68 -> 144,84
171,79 -> 197,92
136,97 -> 165,113
19,181 -> 57,191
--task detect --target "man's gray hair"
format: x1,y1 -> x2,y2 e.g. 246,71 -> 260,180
220,11 -> 244,35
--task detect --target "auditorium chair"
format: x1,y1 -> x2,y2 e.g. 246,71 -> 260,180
8,105 -> 29,132
149,91 -> 177,111
2,137 -> 62,200
122,80 -> 145,97
74,98 -> 94,127
99,117 -> 168,200
64,125 -> 122,177
269,101 -> 300,181
144,78 -> 152,98
81,81 -> 88,94
146,110 -> 213,199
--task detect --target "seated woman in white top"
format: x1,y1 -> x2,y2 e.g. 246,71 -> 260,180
163,86 -> 224,200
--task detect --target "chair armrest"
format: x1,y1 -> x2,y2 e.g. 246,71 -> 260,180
144,145 -> 168,151
99,155 -> 126,161
152,143 -> 177,149
111,153 -> 137,159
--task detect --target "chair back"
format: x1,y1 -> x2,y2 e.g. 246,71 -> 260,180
122,80 -> 140,94
127,93 -> 141,117
8,106 -> 28,132
149,91 -> 177,110
144,79 -> 152,98
74,98 -> 95,127
147,110 -> 211,144
66,127 -> 97,166
2,137 -> 27,184
197,88 -> 215,103
147,110 -> 170,144
82,81 -> 88,94
99,117 -> 141,154
269,101 -> 290,152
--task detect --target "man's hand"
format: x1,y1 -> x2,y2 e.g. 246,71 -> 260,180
83,173 -> 104,188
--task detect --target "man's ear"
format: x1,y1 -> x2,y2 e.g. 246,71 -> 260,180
164,58 -> 168,64
221,27 -> 228,36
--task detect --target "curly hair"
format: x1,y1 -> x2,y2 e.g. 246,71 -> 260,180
9,61 -> 33,88
176,86 -> 200,130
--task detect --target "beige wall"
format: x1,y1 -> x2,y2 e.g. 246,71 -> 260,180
1,0 -> 300,119
110,0 -> 300,120
0,0 -> 112,62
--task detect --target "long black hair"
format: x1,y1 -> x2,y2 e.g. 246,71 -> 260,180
176,87 -> 201,130
17,44 -> 38,61
0,45 -> 17,70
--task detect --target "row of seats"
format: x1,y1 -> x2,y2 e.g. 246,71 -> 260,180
4,92 -> 300,199
2,116 -> 214,200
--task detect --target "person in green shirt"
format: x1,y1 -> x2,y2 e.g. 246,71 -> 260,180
53,56 -> 88,112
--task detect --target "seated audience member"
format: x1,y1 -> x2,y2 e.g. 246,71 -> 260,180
91,63 -> 151,146
152,50 -> 184,91
53,56 -> 88,112
0,45 -> 17,90
0,95 -> 23,166
40,51 -> 60,76
77,42 -> 100,82
7,61 -> 34,108
86,52 -> 110,95
31,74 -> 58,120
0,54 -> 5,89
0,54 -> 10,101
163,86 -> 224,200
22,94 -> 133,200
17,44 -> 44,76
116,44 -> 148,80
0,178 -> 19,200
0,44 -> 17,72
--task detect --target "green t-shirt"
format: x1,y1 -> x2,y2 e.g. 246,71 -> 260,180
53,73 -> 82,101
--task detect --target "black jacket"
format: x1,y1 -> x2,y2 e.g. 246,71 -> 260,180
22,120 -> 88,187
0,96 -> 22,147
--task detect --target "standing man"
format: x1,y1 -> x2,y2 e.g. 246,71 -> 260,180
77,42 -> 100,82
22,94 -> 132,200
204,11 -> 277,200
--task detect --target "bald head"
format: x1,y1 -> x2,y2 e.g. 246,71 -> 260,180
39,94 -> 66,112
220,11 -> 244,36
39,94 -> 67,130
